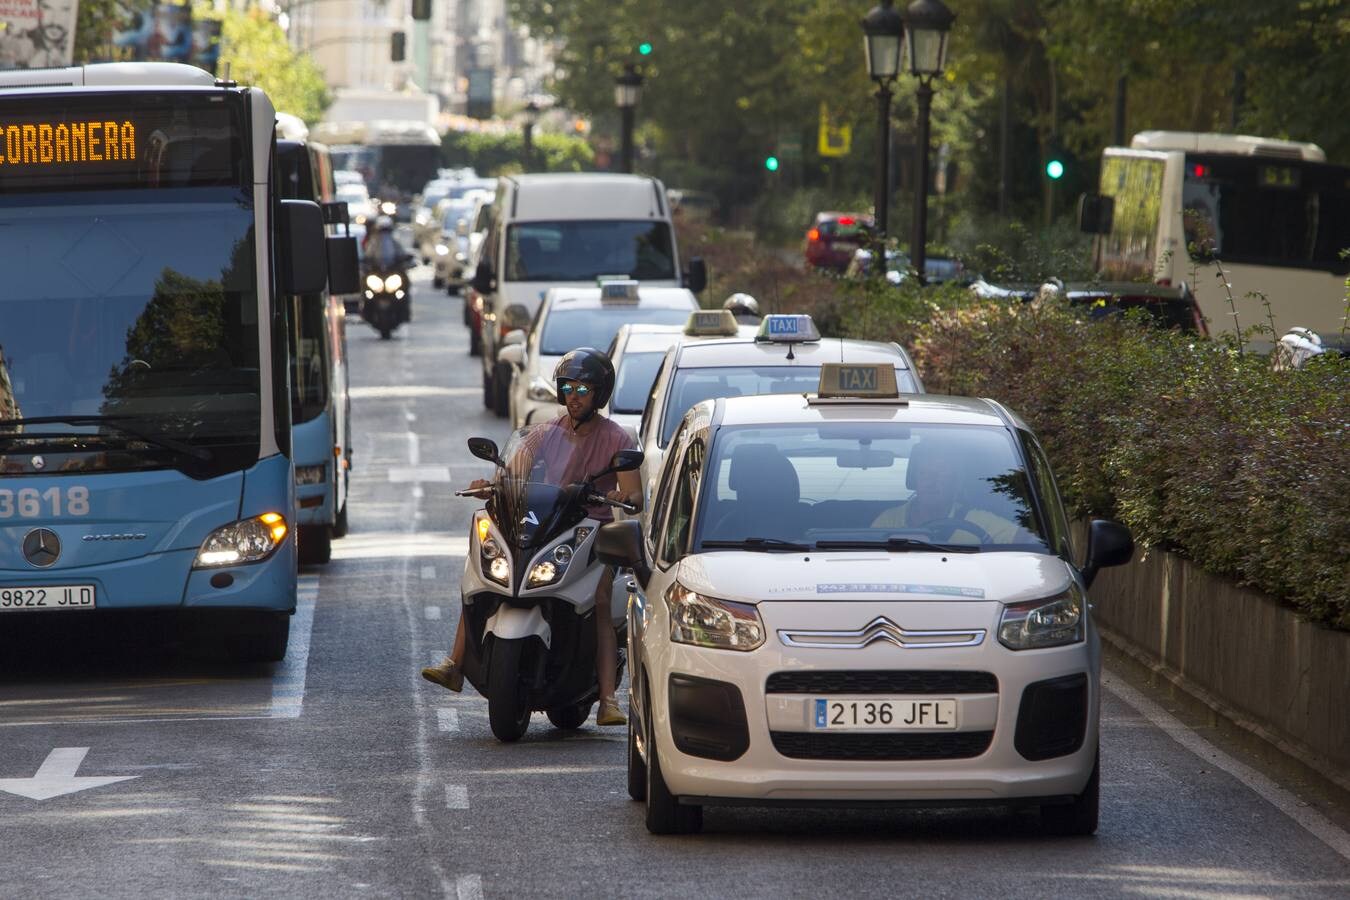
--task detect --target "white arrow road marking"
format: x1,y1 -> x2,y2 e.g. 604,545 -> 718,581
0,748 -> 139,801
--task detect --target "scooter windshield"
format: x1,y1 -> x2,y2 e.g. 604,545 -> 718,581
492,422 -> 598,549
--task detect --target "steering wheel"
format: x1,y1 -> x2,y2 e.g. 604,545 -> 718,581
918,516 -> 992,544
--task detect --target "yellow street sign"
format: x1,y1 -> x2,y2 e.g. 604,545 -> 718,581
818,103 -> 851,158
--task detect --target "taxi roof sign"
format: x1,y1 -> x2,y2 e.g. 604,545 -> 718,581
684,309 -> 740,337
816,363 -> 900,399
756,314 -> 821,344
599,279 -> 640,302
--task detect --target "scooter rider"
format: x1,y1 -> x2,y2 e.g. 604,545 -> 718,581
722,292 -> 761,326
422,348 -> 641,727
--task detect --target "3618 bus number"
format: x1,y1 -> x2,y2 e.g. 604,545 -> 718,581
0,487 -> 90,518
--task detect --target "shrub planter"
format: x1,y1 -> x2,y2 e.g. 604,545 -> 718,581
1088,542 -> 1350,791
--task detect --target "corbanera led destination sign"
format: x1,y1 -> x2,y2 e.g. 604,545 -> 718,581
0,120 -> 138,166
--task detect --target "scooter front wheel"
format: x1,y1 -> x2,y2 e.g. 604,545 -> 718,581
487,637 -> 532,742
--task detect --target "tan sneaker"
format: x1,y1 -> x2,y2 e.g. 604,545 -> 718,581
596,698 -> 627,726
421,657 -> 463,692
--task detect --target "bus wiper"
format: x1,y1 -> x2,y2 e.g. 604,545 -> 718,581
701,537 -> 814,552
814,537 -> 979,554
0,416 -> 213,462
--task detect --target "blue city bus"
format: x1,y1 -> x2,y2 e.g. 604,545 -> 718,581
277,115 -> 353,565
0,63 -> 339,661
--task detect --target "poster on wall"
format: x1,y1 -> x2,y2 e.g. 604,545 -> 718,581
190,18 -> 220,74
111,1 -> 195,64
0,0 -> 79,68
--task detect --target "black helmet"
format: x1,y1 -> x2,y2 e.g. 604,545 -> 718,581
553,347 -> 615,409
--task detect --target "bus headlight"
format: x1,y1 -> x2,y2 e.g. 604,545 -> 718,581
998,586 -> 1085,650
295,464 -> 325,486
667,584 -> 764,651
384,273 -> 404,292
366,274 -> 383,292
194,513 -> 288,568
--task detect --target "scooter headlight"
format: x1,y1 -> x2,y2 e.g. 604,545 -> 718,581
527,561 -> 558,587
998,586 -> 1085,650
366,274 -> 383,292
667,583 -> 764,651
488,556 -> 511,585
475,512 -> 510,586
384,273 -> 404,291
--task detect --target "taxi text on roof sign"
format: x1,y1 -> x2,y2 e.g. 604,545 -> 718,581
684,309 -> 739,337
0,120 -> 136,166
600,280 -> 640,302
756,314 -> 820,343
816,363 -> 900,399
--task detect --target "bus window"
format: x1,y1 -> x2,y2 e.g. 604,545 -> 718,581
289,296 -> 328,424
1099,155 -> 1165,281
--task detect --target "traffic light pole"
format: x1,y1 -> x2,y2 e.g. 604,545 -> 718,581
911,79 -> 934,286
620,105 -> 635,174
873,82 -> 893,239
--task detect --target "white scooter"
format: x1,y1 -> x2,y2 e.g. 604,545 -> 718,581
455,426 -> 641,742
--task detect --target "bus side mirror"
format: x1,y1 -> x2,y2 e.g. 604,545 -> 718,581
326,236 -> 360,295
685,257 -> 708,294
1077,194 -> 1114,235
279,199 -> 328,294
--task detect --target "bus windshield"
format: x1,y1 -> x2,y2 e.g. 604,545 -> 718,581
1183,155 -> 1350,271
0,93 -> 259,477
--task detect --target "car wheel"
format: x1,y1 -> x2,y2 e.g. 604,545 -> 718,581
379,328 -> 392,340
491,362 -> 511,418
469,326 -> 482,357
546,702 -> 593,730
486,638 -> 531,742
1042,747 -> 1100,836
627,699 -> 647,801
333,499 -> 349,538
644,686 -> 702,834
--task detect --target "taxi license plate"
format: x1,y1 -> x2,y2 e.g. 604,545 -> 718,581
0,585 -> 96,612
813,698 -> 957,731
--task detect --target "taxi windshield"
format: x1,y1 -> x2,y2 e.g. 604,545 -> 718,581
611,350 -> 666,413
661,364 -> 919,446
693,423 -> 1052,553
540,306 -> 692,356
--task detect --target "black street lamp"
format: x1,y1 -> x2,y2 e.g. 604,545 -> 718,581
861,0 -> 904,239
904,0 -> 955,284
614,63 -> 644,174
521,100 -> 541,171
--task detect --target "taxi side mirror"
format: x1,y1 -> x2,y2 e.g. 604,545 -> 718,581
596,519 -> 650,587
1081,518 -> 1133,588
497,341 -> 525,368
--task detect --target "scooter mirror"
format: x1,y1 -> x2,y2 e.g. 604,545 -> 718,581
467,437 -> 503,467
609,449 -> 643,473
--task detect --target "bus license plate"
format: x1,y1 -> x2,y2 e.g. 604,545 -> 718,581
0,585 -> 96,612
813,698 -> 957,730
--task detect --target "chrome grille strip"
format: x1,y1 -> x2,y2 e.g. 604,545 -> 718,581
778,616 -> 985,650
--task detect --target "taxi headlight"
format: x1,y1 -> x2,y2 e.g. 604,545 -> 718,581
998,586 -> 1084,650
528,376 -> 557,402
667,584 -> 764,651
366,274 -> 384,292
384,273 -> 404,292
435,243 -> 450,256
194,513 -> 288,568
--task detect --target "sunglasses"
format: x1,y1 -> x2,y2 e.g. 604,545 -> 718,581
559,383 -> 593,397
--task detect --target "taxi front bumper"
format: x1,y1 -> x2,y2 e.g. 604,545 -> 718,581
643,606 -> 1100,805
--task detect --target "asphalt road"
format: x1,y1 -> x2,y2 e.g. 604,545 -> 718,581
1,266 -> 1348,899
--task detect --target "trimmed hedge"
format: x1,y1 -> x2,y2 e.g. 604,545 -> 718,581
911,300 -> 1349,630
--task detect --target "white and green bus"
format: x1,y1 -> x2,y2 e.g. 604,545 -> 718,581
1081,131 -> 1350,348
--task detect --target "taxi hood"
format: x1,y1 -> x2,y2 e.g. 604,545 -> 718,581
676,551 -> 1074,606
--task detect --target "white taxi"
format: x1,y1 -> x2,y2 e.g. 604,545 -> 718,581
498,281 -> 698,428
604,310 -> 758,439
634,314 -> 924,527
595,365 -> 1134,834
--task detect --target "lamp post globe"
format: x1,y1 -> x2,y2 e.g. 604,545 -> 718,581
614,63 -> 644,174
860,0 -> 904,239
904,0 -> 955,285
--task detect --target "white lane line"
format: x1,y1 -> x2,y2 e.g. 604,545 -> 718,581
270,575 -> 320,718
407,432 -> 420,466
425,606 -> 442,621
350,385 -> 480,400
1103,670 -> 1350,863
445,784 -> 469,810
421,566 -> 436,580
387,466 -> 451,483
405,411 -> 417,423
455,874 -> 484,900
436,708 -> 459,732
412,484 -> 425,500
329,533 -> 469,560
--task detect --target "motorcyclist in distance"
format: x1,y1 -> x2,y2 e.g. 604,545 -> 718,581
423,348 -> 642,727
722,292 -> 761,326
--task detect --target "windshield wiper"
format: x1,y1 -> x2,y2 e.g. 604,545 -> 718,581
814,537 -> 979,554
701,537 -> 814,552
0,416 -> 212,462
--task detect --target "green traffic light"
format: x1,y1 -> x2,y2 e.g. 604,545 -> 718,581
638,42 -> 653,56
765,156 -> 780,172
1046,159 -> 1065,180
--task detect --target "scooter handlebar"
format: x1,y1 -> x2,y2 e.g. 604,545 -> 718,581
586,492 -> 637,514
455,487 -> 494,498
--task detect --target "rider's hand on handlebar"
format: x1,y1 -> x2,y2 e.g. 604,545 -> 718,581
469,479 -> 492,491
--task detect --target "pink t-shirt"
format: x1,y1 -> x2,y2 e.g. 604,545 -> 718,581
525,415 -> 635,522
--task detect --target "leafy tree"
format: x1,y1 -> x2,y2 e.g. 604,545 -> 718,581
213,7 -> 329,124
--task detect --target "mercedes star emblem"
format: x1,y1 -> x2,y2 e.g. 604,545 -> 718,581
31,455 -> 46,471
23,528 -> 61,568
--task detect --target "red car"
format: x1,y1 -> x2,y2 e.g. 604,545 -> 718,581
803,212 -> 874,271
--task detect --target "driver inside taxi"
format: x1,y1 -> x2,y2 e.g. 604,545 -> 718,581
871,439 -> 1020,544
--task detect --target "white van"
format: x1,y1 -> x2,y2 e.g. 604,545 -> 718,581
473,173 -> 706,416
